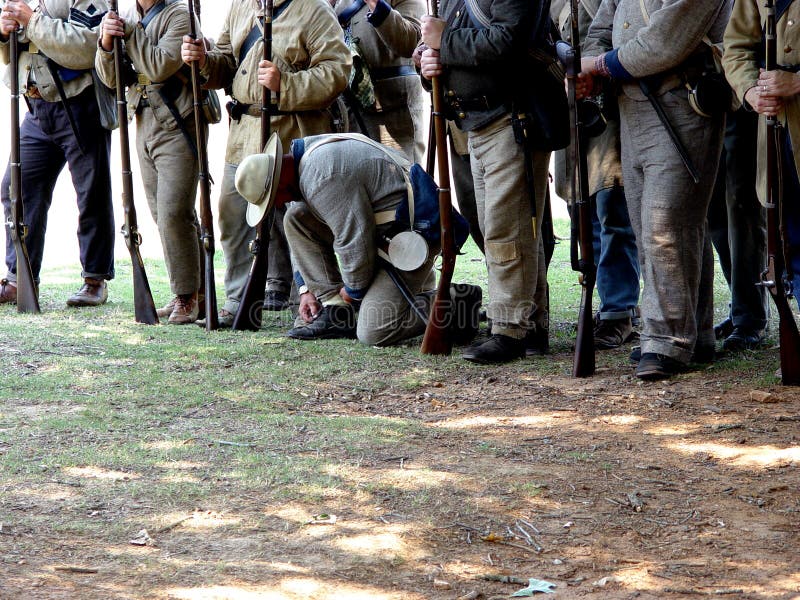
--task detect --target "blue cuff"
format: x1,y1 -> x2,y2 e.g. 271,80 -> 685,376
367,0 -> 391,27
344,285 -> 367,301
293,271 -> 306,288
605,49 -> 634,82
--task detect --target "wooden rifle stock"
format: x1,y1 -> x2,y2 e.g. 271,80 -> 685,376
561,0 -> 596,377
232,0 -> 274,331
189,0 -> 218,331
420,0 -> 456,355
8,27 -> 40,313
110,0 -> 158,324
763,0 -> 800,385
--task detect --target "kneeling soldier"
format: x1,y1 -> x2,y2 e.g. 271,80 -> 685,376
235,132 -> 480,346
96,0 -> 202,324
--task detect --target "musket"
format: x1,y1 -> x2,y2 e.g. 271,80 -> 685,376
7,23 -> 40,313
557,0 -> 595,377
188,0 -> 218,330
762,0 -> 800,385
420,0 -> 456,355
110,0 -> 158,324
232,0 -> 274,331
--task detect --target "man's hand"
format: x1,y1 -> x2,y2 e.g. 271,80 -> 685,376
339,287 -> 354,304
298,291 -> 322,323
2,1 -> 33,28
744,85 -> 784,117
258,59 -> 281,92
181,34 -> 207,68
420,47 -> 441,80
100,11 -> 124,52
412,42 -> 428,68
0,13 -> 16,36
758,68 -> 800,99
421,15 -> 445,50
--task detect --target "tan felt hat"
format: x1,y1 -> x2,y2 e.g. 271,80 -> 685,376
234,132 -> 283,227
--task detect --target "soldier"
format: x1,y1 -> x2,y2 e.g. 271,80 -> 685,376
96,0 -> 202,324
580,0 -> 732,379
552,0 -> 641,351
180,0 -> 351,326
723,0 -> 800,309
419,0 -> 566,364
235,132 -> 479,345
0,0 -> 115,307
333,0 -> 427,163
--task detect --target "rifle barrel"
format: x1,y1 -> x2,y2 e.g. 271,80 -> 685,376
420,0 -> 457,355
8,28 -> 40,313
189,0 -> 219,331
110,0 -> 158,324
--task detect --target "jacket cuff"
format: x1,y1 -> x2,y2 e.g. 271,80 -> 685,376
367,0 -> 392,27
605,49 -> 634,82
344,284 -> 367,301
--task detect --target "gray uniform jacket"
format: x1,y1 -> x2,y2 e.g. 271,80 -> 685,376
553,0 -> 623,201
584,0 -> 731,100
295,134 -> 410,294
1,0 -> 107,102
95,0 -> 193,130
335,0 -> 423,109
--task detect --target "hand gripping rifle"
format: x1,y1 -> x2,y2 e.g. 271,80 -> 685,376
557,0 -> 596,377
188,0 -> 218,330
110,0 -> 158,324
761,0 -> 800,385
420,0 -> 456,355
7,23 -> 40,313
232,0 -> 274,331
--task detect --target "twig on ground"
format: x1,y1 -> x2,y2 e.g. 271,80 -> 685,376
54,566 -> 98,574
156,516 -> 193,534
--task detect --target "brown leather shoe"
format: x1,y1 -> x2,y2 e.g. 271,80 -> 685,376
157,297 -> 177,318
0,279 -> 17,304
66,278 -> 108,307
168,294 -> 199,324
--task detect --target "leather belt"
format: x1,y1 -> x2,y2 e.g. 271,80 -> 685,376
370,65 -> 417,81
446,93 -> 507,113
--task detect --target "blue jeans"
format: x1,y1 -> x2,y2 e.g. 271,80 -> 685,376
592,185 -> 640,321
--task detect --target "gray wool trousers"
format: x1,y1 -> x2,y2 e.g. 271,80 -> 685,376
619,88 -> 724,363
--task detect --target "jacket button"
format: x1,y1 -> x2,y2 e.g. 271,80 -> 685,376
448,90 -> 454,96
623,21 -> 630,29
789,19 -> 795,26
785,45 -> 793,53
458,112 -> 466,119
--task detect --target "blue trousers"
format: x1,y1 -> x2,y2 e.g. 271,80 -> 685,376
591,185 -> 640,321
708,108 -> 767,331
1,88 -> 115,283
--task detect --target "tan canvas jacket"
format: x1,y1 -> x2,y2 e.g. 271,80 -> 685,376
1,0 -> 107,102
584,0 -> 731,101
553,0 -> 623,201
201,0 -> 351,164
95,0 -> 193,130
334,0 -> 424,112
723,0 -> 800,204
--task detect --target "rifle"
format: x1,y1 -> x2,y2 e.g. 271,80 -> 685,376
557,0 -> 595,377
7,24 -> 40,313
188,0 -> 218,330
762,0 -> 800,385
420,0 -> 456,355
110,0 -> 158,324
232,0 -> 274,331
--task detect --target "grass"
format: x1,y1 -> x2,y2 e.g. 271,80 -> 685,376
0,218 -> 791,555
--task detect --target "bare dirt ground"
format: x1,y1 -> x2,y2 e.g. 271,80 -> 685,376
2,344 -> 799,600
